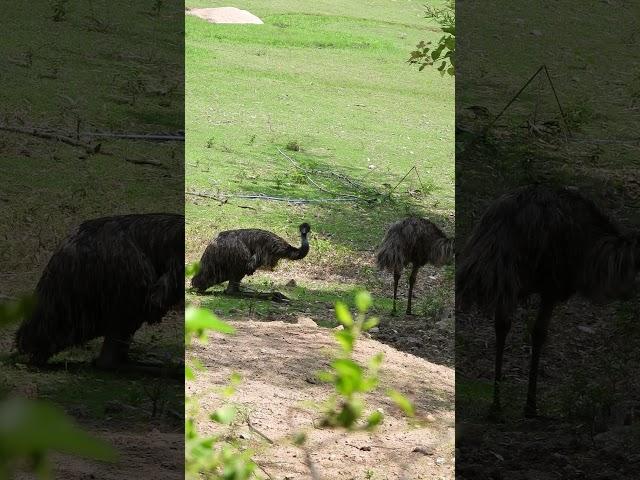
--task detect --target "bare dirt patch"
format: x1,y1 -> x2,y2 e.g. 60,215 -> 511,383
20,430 -> 183,480
188,320 -> 455,479
186,7 -> 263,25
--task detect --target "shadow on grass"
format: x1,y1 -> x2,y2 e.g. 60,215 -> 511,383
188,146 -> 453,252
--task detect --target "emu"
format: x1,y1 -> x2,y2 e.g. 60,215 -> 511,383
376,217 -> 454,315
456,185 -> 640,418
15,213 -> 184,369
191,223 -> 311,297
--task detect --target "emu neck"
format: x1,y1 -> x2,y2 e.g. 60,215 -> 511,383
291,234 -> 309,260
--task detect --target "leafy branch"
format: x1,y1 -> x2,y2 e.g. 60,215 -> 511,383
409,1 -> 455,76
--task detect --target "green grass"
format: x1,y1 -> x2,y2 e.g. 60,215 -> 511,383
0,0 -> 184,434
186,0 -> 454,323
456,1 -> 640,424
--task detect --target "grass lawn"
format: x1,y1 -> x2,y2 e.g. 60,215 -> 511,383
455,6 -> 640,476
185,0 -> 455,325
0,1 -> 185,466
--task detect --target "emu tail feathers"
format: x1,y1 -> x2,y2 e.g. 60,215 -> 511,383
456,224 -> 521,316
376,230 -> 405,274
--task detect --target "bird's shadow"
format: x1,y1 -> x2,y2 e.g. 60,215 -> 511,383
4,355 -> 184,380
189,288 -> 290,303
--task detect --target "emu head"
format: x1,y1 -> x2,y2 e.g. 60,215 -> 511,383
299,223 -> 311,236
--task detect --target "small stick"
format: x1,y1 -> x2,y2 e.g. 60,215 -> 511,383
0,124 -> 92,149
255,462 -> 275,480
125,157 -> 166,168
276,147 -> 360,200
246,417 -> 275,445
390,166 -> 417,193
82,132 -> 185,142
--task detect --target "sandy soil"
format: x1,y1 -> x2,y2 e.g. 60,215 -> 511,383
14,430 -> 184,480
188,319 -> 455,480
186,7 -> 263,24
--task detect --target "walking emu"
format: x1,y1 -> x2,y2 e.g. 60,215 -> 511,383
376,217 -> 454,315
191,223 -> 311,296
15,213 -> 184,368
456,185 -> 640,418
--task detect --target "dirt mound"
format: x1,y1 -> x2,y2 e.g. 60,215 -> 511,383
186,7 -> 263,24
188,319 -> 455,479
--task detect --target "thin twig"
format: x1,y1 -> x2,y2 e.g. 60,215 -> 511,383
255,462 -> 275,480
0,124 -> 92,149
246,417 -> 275,445
228,194 -> 354,204
186,191 -> 226,202
125,157 -> 167,168
542,65 -> 572,138
303,445 -> 322,480
82,132 -> 184,141
276,147 -> 361,200
390,166 -> 417,193
482,65 -> 545,137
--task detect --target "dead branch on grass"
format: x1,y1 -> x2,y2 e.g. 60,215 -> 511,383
125,157 -> 167,168
0,124 -> 94,149
277,147 -> 362,200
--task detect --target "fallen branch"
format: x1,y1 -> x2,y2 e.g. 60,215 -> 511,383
276,147 -> 361,200
246,417 -> 275,445
186,191 -> 227,203
255,462 -> 275,480
303,446 -> 322,480
390,165 -> 425,194
0,124 -> 93,149
124,157 -> 167,168
229,194 -> 354,204
82,132 -> 184,142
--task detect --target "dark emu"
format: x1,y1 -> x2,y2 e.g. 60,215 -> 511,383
15,213 -> 184,369
191,223 -> 311,295
456,185 -> 640,418
376,217 -> 454,315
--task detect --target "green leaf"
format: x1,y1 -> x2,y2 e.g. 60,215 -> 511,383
355,291 -> 373,313
332,359 -> 363,396
185,306 -> 235,336
334,329 -> 354,353
362,317 -> 379,331
185,365 -> 195,381
210,405 -> 236,425
292,432 -> 307,446
185,261 -> 200,278
387,389 -> 415,417
366,410 -> 384,429
368,352 -> 384,370
335,302 -> 353,327
0,398 -> 117,462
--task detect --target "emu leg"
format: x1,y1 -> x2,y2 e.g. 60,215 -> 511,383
96,333 -> 133,370
392,271 -> 400,314
225,280 -> 241,294
406,266 -> 419,315
524,300 -> 554,418
489,306 -> 512,420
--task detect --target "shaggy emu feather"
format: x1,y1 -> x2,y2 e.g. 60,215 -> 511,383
191,223 -> 311,294
456,185 -> 640,417
15,213 -> 184,367
376,217 -> 454,315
